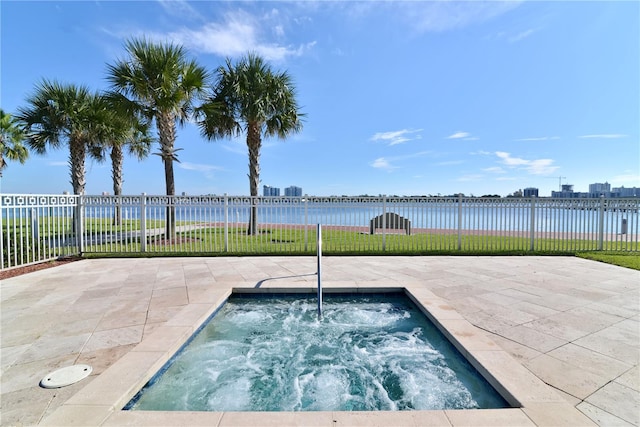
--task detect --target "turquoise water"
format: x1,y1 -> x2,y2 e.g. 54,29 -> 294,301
126,293 -> 509,412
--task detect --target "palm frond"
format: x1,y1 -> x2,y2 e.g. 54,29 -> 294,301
198,52 -> 303,144
0,109 -> 29,170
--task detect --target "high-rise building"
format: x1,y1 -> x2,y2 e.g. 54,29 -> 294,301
523,187 -> 539,197
552,184 -> 575,198
263,185 -> 280,196
613,186 -> 639,197
285,186 -> 302,197
589,182 -> 611,196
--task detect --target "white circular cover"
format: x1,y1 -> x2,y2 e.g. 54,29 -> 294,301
40,364 -> 92,388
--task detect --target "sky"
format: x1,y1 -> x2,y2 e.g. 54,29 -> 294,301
1,0 -> 638,197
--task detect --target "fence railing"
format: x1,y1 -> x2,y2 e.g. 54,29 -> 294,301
2,194 -> 638,270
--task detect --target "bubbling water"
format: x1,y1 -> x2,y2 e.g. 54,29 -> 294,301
127,293 -> 508,412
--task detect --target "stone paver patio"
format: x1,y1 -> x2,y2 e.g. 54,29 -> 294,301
1,256 -> 638,426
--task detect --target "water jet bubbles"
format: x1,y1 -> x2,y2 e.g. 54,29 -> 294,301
303,370 -> 349,411
129,293 -> 508,412
206,377 -> 252,411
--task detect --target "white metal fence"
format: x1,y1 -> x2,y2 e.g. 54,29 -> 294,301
2,194 -> 638,270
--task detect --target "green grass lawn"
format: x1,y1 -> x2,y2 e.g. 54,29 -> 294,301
79,226 -> 639,270
6,218 -> 639,270
576,252 -> 640,270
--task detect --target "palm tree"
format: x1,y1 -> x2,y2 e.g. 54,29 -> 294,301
16,80 -> 106,195
0,109 -> 29,177
107,119 -> 152,199
106,37 -> 208,237
92,92 -> 154,224
197,53 -> 303,235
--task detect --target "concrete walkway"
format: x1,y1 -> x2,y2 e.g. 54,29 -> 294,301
1,256 -> 638,426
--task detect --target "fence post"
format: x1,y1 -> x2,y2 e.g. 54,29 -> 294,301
457,194 -> 462,250
382,195 -> 387,251
30,208 -> 40,244
529,196 -> 536,251
76,196 -> 85,254
140,194 -> 147,253
30,208 -> 39,263
0,196 -> 4,268
304,195 -> 309,252
224,193 -> 229,252
598,196 -> 605,250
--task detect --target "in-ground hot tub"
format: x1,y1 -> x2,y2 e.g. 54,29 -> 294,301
125,290 -> 514,412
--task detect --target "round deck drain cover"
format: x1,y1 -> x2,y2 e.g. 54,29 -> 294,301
40,364 -> 92,388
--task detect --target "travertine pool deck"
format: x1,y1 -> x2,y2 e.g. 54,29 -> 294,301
1,256 -> 638,426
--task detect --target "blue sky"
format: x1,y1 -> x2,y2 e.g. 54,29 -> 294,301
1,1 -> 638,197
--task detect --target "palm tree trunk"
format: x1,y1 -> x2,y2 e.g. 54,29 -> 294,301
111,145 -> 123,225
69,138 -> 86,196
247,122 -> 261,235
69,138 -> 86,237
157,112 -> 177,238
163,158 -> 176,238
0,132 -> 6,176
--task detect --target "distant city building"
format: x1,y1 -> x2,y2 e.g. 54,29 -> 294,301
589,182 -> 610,193
285,186 -> 303,197
263,185 -> 280,196
613,186 -> 639,197
523,187 -> 539,197
549,182 -> 639,198
589,182 -> 611,197
552,184 -> 576,198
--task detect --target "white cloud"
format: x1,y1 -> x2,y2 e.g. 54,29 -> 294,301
610,172 -> 640,187
48,161 -> 67,167
403,150 -> 432,159
495,151 -> 528,166
154,10 -> 316,62
370,157 -> 396,171
489,26 -> 541,44
509,28 -> 538,43
178,162 -> 223,178
273,25 -> 285,38
370,151 -> 431,171
157,0 -> 202,20
371,129 -> 422,146
495,151 -> 558,175
218,139 -> 246,155
483,166 -> 506,173
470,150 -> 492,156
436,160 -> 464,166
447,131 -> 470,139
579,134 -> 627,139
515,136 -> 560,141
446,131 -> 478,140
527,158 -> 557,175
404,1 -> 521,33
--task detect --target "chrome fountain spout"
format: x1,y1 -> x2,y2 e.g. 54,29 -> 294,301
317,223 -> 323,319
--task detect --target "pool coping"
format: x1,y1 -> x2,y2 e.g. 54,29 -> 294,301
40,284 -> 596,426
